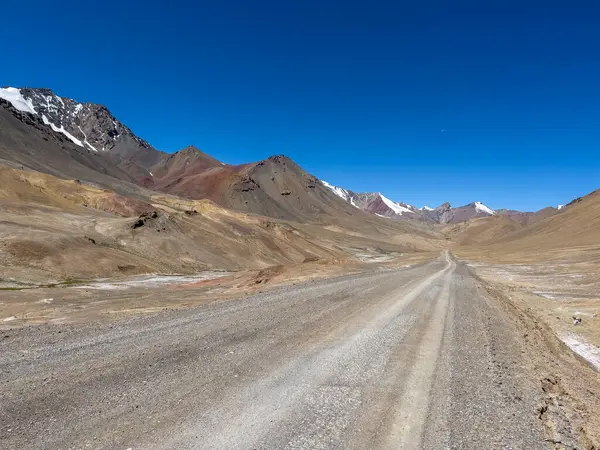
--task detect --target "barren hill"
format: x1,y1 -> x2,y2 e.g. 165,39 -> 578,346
450,189 -> 600,256
0,91 -> 435,234
0,165 -> 443,282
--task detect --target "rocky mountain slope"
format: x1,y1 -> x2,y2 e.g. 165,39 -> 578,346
0,87 -> 432,230
0,85 -> 447,282
0,85 -> 553,233
0,94 -> 159,202
0,87 -> 162,179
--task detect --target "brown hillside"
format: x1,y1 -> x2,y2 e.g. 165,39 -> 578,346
457,189 -> 600,253
0,165 -> 443,282
443,215 -> 524,246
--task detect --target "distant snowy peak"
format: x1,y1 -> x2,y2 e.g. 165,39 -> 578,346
318,179 -> 504,224
378,193 -> 415,215
322,180 -> 353,202
320,180 -> 422,219
473,201 -> 495,215
557,204 -> 565,210
321,180 -> 359,208
0,87 -> 153,156
422,201 -> 496,224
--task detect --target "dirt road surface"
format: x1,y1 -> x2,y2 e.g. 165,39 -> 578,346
1,253 -> 552,449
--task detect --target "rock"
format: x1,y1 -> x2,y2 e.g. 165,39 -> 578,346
234,175 -> 259,192
131,211 -> 158,229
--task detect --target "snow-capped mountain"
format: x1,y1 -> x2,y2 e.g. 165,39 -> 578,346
352,192 -> 418,218
321,181 -> 423,220
0,87 -> 162,177
422,201 -> 496,224
0,85 -> 507,226
321,181 -> 359,208
321,180 -> 497,224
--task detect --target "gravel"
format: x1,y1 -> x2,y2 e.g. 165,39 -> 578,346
0,254 -> 548,449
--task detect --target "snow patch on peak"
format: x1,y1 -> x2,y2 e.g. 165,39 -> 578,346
474,201 -> 495,215
421,205 -> 434,211
379,193 -> 415,215
557,204 -> 565,210
42,115 -> 83,147
0,87 -> 37,114
321,180 -> 348,199
78,126 -> 98,152
321,180 -> 358,208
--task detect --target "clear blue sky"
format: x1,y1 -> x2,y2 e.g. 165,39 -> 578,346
2,1 -> 599,211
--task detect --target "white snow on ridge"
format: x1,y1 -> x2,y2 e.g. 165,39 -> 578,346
321,180 -> 358,208
0,87 -> 37,114
42,115 -> 83,147
557,204 -> 565,210
421,205 -> 434,211
0,87 -> 89,149
322,180 -> 350,200
379,193 -> 415,215
474,201 -> 495,215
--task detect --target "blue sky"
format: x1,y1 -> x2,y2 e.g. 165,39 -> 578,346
2,1 -> 600,211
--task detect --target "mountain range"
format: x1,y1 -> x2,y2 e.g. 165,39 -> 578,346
0,86 -> 554,226
319,180 -> 559,224
1,84 -> 599,311
0,86 -> 451,281
1,85 -> 571,231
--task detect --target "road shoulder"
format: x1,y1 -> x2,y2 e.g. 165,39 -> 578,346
468,264 -> 600,448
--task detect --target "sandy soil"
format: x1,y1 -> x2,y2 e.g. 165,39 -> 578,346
0,252 -> 436,328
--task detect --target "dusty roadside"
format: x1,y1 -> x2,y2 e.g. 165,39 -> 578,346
0,252 -> 436,328
464,262 -> 600,448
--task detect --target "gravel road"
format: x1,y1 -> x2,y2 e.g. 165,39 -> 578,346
1,253 -> 548,449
